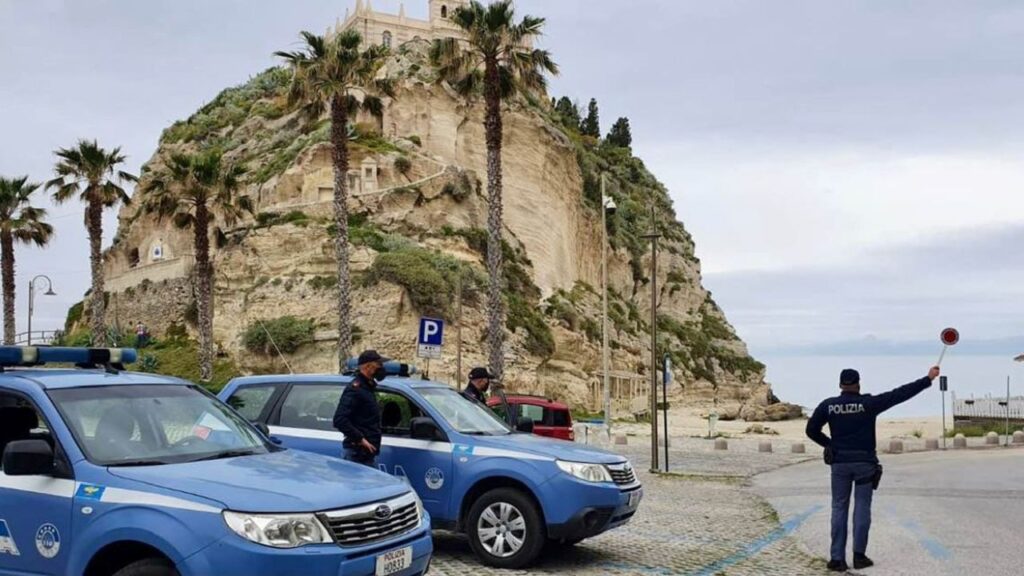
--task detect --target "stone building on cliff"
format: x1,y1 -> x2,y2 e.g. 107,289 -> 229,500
333,0 -> 469,47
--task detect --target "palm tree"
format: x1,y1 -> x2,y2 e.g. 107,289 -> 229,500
141,151 -> 253,382
0,177 -> 54,344
431,0 -> 558,379
276,30 -> 394,371
47,140 -> 137,347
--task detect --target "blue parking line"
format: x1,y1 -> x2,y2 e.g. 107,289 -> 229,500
686,505 -> 823,576
887,508 -> 953,562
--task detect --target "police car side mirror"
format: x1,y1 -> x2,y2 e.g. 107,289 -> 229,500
410,417 -> 445,441
515,419 -> 535,434
2,439 -> 55,476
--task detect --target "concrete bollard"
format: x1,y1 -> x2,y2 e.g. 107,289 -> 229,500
791,443 -> 806,454
953,433 -> 967,449
614,434 -> 628,446
986,431 -> 999,445
714,438 -> 728,451
1013,431 -> 1024,445
888,440 -> 904,453
758,441 -> 773,453
925,439 -> 940,450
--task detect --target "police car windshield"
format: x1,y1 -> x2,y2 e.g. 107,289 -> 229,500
48,384 -> 269,466
418,388 -> 511,435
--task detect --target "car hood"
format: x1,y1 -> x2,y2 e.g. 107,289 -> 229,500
108,449 -> 409,513
465,432 -> 626,465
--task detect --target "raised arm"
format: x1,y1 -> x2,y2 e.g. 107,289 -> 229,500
869,367 -> 939,415
806,402 -> 831,448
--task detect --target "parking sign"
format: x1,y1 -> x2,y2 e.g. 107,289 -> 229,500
417,318 -> 444,359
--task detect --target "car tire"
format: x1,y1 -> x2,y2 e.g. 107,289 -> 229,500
112,558 -> 180,576
466,487 -> 546,569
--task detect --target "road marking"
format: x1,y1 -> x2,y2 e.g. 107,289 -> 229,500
884,506 -> 953,562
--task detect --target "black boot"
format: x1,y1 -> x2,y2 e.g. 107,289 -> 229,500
827,559 -> 849,572
853,553 -> 874,569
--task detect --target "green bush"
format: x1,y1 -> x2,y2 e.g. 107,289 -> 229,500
394,156 -> 413,179
64,301 -> 84,332
307,275 -> 337,291
243,316 -> 316,356
408,135 -> 422,147
507,292 -> 555,357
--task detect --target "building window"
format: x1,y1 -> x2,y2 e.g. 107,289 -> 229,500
382,31 -> 392,48
364,167 -> 374,178
441,5 -> 448,18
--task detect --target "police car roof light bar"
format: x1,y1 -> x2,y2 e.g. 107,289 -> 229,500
0,346 -> 138,371
342,358 -> 417,377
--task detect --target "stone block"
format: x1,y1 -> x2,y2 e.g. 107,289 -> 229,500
925,439 -> 940,450
614,434 -> 628,446
1013,431 -> 1024,445
758,441 -> 773,453
953,433 -> 967,449
791,443 -> 806,454
888,440 -> 904,453
714,438 -> 728,451
985,431 -> 999,445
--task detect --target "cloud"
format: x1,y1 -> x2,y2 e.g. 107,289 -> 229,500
705,224 -> 1024,353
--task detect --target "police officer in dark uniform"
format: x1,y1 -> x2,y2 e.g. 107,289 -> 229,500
333,350 -> 389,467
806,366 -> 940,571
462,367 -> 493,404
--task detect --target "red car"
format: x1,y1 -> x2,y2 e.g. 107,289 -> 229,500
487,394 -> 575,441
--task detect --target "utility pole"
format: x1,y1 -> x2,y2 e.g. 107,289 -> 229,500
456,272 -> 463,388
642,204 -> 661,472
601,174 -> 615,440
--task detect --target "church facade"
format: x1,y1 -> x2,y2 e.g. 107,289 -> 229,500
332,0 -> 469,48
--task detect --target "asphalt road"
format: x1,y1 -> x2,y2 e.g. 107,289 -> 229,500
753,448 -> 1024,575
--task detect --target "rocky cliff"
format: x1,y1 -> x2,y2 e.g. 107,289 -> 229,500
86,39 -> 791,417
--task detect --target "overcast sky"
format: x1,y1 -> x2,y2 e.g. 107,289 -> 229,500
1,0 -> 1021,356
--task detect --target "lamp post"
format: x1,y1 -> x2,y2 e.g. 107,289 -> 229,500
28,275 -> 56,345
642,204 -> 662,472
601,175 -> 617,440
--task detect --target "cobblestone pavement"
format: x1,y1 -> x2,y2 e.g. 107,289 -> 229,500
430,448 -> 831,575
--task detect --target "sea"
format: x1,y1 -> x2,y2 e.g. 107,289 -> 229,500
760,354 -> 1023,418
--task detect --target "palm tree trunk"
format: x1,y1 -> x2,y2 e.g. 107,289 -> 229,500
87,200 -> 107,347
194,201 -> 214,383
330,95 -> 353,370
483,59 -> 505,381
1,231 -> 16,345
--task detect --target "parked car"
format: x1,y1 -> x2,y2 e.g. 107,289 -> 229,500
221,364 -> 643,569
0,347 -> 431,576
486,395 -> 575,441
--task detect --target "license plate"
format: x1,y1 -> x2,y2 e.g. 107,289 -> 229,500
375,546 -> 412,576
628,489 -> 643,509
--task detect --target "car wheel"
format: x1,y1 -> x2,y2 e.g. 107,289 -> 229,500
112,558 -> 180,576
466,487 -> 546,569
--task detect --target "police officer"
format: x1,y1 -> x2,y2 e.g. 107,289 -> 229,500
333,350 -> 389,467
462,367 -> 493,404
806,366 -> 940,571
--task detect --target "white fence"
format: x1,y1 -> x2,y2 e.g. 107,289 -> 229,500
952,393 -> 1024,423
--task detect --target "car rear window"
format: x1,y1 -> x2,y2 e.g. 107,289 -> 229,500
550,409 -> 571,427
227,385 -> 280,422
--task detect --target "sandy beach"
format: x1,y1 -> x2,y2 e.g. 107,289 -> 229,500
613,406 -> 944,442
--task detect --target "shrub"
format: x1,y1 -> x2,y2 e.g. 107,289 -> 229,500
365,252 -> 455,319
307,275 -> 337,291
408,135 -> 422,147
255,210 -> 310,228
394,156 -> 413,179
243,316 -> 316,356
64,301 -> 85,332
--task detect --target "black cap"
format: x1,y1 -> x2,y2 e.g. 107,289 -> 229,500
469,367 -> 494,380
840,369 -> 860,386
358,350 -> 390,366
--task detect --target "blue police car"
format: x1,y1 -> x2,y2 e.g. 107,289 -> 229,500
220,363 -> 643,569
0,347 -> 432,576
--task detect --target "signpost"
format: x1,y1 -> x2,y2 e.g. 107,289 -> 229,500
662,355 -> 672,472
417,318 -> 444,360
940,376 -> 948,449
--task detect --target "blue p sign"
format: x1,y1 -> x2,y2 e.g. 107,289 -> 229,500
418,318 -> 444,346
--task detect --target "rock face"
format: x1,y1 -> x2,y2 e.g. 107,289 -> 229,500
85,38 -> 787,417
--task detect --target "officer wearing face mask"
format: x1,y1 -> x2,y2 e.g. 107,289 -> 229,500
334,350 -> 390,466
462,367 -> 493,404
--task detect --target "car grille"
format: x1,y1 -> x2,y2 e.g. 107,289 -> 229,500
607,462 -> 639,487
319,492 -> 420,547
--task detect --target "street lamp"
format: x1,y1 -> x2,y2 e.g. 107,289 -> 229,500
601,174 -> 617,440
28,275 -> 56,345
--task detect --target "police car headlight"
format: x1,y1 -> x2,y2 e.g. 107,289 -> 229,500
223,511 -> 331,548
556,460 -> 613,483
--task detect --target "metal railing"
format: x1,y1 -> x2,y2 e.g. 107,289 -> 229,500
12,330 -> 63,346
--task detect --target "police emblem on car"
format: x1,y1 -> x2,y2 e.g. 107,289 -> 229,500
374,504 -> 393,520
34,524 -> 60,559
